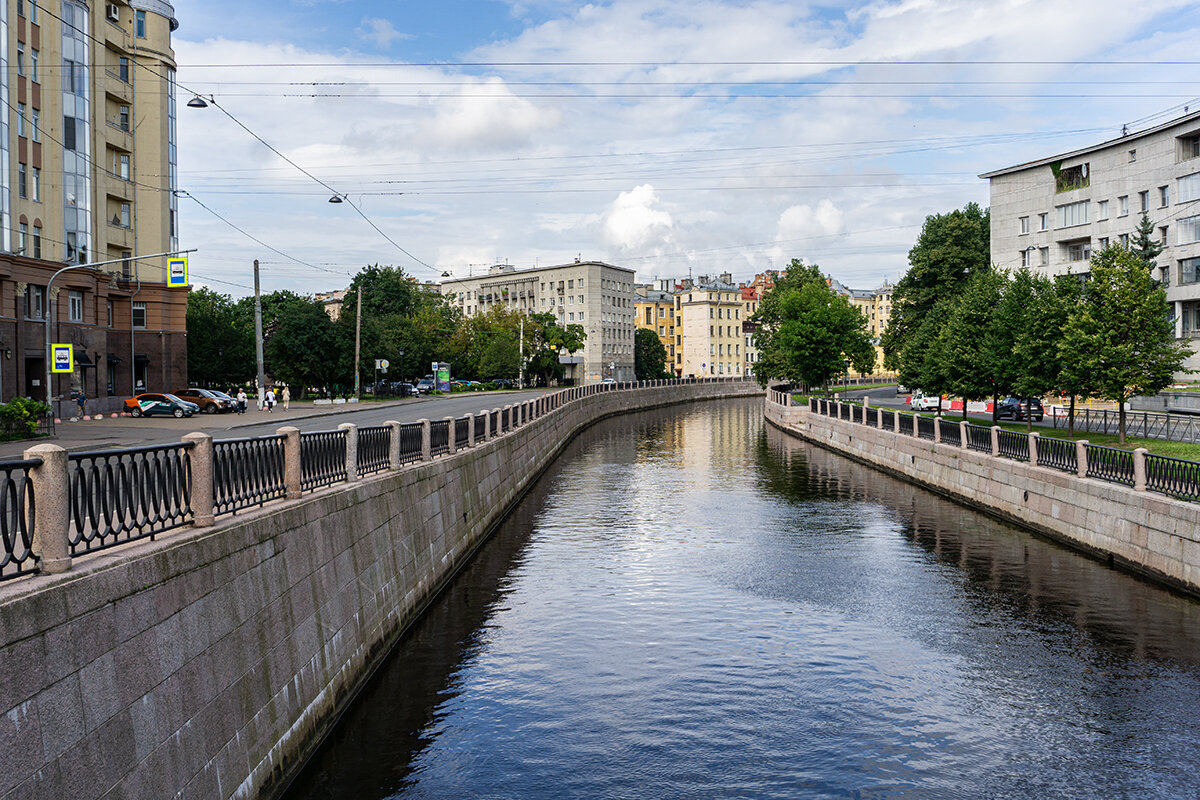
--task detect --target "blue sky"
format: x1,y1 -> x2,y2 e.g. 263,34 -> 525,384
171,0 -> 1200,297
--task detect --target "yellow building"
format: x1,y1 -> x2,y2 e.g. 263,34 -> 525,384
676,276 -> 743,378
829,277 -> 894,377
634,285 -> 676,371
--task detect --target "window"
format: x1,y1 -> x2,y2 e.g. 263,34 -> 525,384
1020,249 -> 1033,267
31,168 -> 39,202
24,285 -> 43,319
1182,257 -> 1200,285
1185,302 -> 1200,335
30,49 -> 38,83
15,44 -> 24,77
18,223 -> 26,254
135,10 -> 146,37
1179,173 -> 1200,204
121,251 -> 132,277
1129,149 -> 1137,162
17,103 -> 25,137
1139,190 -> 1150,213
114,152 -> 129,180
1068,242 -> 1092,262
132,301 -> 146,329
1118,195 -> 1129,216
1098,236 -> 1109,249
119,57 -> 129,83
1019,216 -> 1030,235
1040,247 -> 1049,266
17,165 -> 26,199
1039,212 -> 1048,231
29,0 -> 36,23
1161,185 -> 1171,207
16,0 -> 22,16
1055,163 -> 1089,192
118,105 -> 130,131
106,300 -> 113,328
1097,199 -> 1109,220
32,226 -> 40,258
68,291 -> 83,323
1160,226 -> 1170,244
30,108 -> 38,142
1056,201 -> 1089,228
1180,214 -> 1200,245
1179,133 -> 1200,161
1119,233 -> 1130,248
568,280 -> 573,289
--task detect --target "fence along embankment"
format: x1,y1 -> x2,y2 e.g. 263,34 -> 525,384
764,388 -> 1200,597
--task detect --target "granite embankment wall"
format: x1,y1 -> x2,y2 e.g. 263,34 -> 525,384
0,380 -> 760,800
764,392 -> 1200,596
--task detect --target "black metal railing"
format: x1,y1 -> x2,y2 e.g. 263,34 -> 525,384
430,420 -> 450,456
966,424 -> 992,453
455,416 -> 471,449
1146,453 -> 1200,501
475,412 -> 489,440
916,415 -> 936,441
881,408 -> 895,429
301,430 -> 348,492
996,429 -> 1030,461
1037,436 -> 1077,473
398,422 -> 423,464
490,409 -> 501,435
0,459 -> 38,581
1086,444 -> 1134,486
940,420 -> 962,447
213,435 -> 286,516
501,408 -> 511,433
68,443 -> 193,556
359,426 -> 392,476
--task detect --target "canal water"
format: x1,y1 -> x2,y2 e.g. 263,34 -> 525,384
283,399 -> 1200,800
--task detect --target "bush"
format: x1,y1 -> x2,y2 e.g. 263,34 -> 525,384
0,397 -> 51,440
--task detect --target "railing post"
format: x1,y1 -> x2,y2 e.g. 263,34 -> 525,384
339,423 -> 359,482
912,413 -> 921,437
990,426 -> 1000,457
1076,440 -> 1089,478
1029,432 -> 1039,464
876,408 -> 883,429
386,420 -> 402,469
894,410 -> 900,434
1133,447 -> 1148,491
933,417 -> 941,444
445,417 -> 457,455
24,443 -> 71,574
468,413 -> 476,447
182,432 -> 214,527
959,421 -> 969,450
279,426 -> 302,499
420,419 -> 432,461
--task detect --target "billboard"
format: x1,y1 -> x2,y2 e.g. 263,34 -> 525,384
436,363 -> 451,393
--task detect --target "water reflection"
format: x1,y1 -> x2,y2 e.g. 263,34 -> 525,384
284,399 -> 1200,800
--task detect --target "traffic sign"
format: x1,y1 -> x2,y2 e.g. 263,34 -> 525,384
51,344 -> 73,373
167,257 -> 189,288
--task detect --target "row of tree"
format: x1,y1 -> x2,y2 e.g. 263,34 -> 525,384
186,265 -> 587,396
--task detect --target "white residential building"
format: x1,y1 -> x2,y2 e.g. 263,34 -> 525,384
981,110 -> 1200,374
441,260 -> 636,383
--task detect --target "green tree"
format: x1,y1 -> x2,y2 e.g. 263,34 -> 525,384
186,287 -> 255,387
929,269 -> 1007,417
883,202 -> 990,372
1059,245 -> 1192,442
265,300 -> 340,396
523,312 -> 586,386
1130,211 -> 1164,271
479,334 -> 520,381
634,328 -> 669,380
1048,275 -> 1088,434
752,260 -> 875,389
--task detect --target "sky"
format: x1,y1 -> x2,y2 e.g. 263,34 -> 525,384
171,0 -> 1200,298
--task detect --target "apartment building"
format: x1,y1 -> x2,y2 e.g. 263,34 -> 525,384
0,0 -> 184,414
982,110 -> 1200,374
676,275 -> 743,378
442,260 -> 636,383
827,277 -> 893,376
634,280 -> 676,373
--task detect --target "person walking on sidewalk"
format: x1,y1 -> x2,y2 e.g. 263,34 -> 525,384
282,385 -> 290,410
75,390 -> 87,418
265,387 -> 276,412
236,388 -> 247,414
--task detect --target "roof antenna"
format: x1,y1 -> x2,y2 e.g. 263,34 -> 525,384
1122,124 -> 1128,136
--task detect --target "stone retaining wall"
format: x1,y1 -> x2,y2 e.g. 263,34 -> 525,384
764,394 -> 1200,596
0,380 -> 761,800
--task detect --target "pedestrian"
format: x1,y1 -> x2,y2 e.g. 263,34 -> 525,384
265,387 -> 276,413
282,385 -> 290,410
236,388 -> 247,414
75,390 -> 87,417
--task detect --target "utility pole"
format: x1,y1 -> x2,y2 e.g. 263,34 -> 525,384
354,288 -> 362,398
518,316 -> 524,389
254,259 -> 265,410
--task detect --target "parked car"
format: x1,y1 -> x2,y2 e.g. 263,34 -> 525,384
896,384 -> 908,395
995,396 -> 1045,422
907,391 -> 941,412
490,378 -> 515,389
392,382 -> 419,397
416,378 -> 435,394
602,378 -> 617,385
172,388 -> 233,414
125,393 -> 200,418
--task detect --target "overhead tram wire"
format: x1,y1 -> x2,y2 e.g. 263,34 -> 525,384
176,59 -> 1200,67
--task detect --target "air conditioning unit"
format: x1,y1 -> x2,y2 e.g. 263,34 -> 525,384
106,3 -> 120,23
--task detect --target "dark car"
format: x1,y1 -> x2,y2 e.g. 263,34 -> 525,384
173,388 -> 234,414
995,396 -> 1044,422
416,378 -> 435,394
125,393 -> 200,418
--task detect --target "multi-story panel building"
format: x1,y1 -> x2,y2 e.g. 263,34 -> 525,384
0,0 -> 185,414
981,110 -> 1200,375
676,275 -> 743,378
442,260 -> 636,383
634,282 -> 676,373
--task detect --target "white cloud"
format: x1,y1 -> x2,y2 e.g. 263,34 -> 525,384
356,18 -> 411,49
602,185 -> 675,253
414,78 -> 562,152
778,200 -> 845,240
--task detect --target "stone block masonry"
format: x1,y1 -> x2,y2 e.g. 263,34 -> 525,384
764,394 -> 1200,597
0,380 -> 762,800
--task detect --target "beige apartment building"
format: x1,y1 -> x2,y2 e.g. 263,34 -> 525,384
676,275 -> 743,378
634,281 -> 676,372
0,0 -> 184,414
982,110 -> 1200,375
442,260 -> 636,383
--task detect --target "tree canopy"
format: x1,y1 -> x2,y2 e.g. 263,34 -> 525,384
634,328 -> 669,380
186,287 -> 255,387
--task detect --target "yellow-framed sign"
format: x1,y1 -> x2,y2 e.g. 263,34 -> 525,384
51,344 -> 73,373
168,257 -> 189,288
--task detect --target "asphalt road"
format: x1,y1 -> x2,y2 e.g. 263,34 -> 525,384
839,387 -> 1066,431
1,389 -> 553,459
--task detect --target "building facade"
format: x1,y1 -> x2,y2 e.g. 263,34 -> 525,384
634,281 -> 676,374
675,275 -> 744,378
0,0 -> 184,415
442,260 -> 636,383
982,110 -> 1200,375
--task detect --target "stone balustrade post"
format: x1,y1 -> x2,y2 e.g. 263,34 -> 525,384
1076,440 -> 1089,478
467,413 -> 476,447
863,396 -> 870,412
959,421 -> 969,450
912,413 -> 922,437
1133,448 -> 1148,491
990,426 -> 1001,457
894,410 -> 901,434
1029,432 -> 1039,465
182,432 -> 214,527
24,443 -> 71,574
339,423 -> 358,482
444,417 -> 457,455
420,419 -> 431,461
279,426 -> 302,499
933,417 -> 941,444
386,421 -> 402,469
877,407 -> 884,429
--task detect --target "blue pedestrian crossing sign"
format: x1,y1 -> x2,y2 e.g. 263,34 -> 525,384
168,257 -> 189,288
51,344 -> 73,373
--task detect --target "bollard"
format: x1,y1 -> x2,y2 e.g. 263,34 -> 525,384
444,417 -> 457,455
182,432 -> 215,527
991,426 -> 1001,457
24,444 -> 71,574
339,423 -> 359,482
420,419 -> 432,461
386,420 -> 402,469
1133,448 -> 1148,491
1029,432 -> 1039,465
1076,440 -> 1089,478
279,426 -> 302,499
